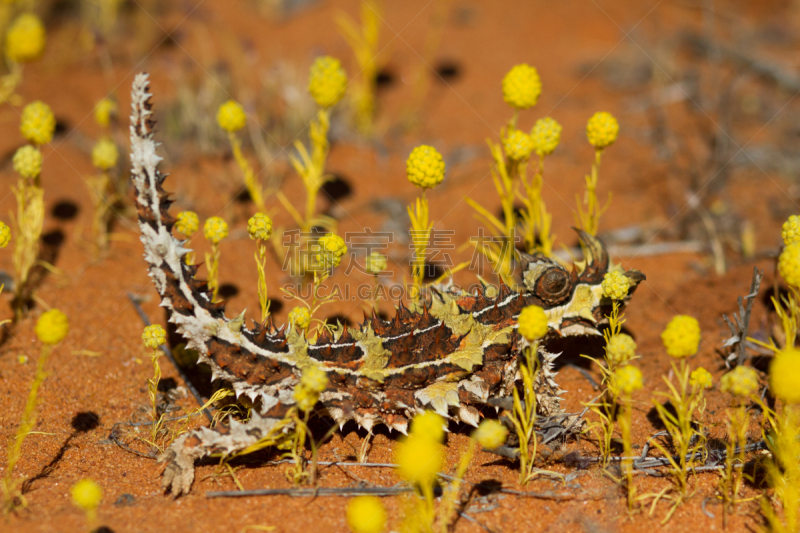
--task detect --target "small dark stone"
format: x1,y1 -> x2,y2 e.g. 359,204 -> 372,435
114,493 -> 136,507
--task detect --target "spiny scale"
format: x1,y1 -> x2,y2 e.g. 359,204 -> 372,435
128,73 -> 644,496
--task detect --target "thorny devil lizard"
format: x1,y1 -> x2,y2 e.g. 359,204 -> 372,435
128,73 -> 645,496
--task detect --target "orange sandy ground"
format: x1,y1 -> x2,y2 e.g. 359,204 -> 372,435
0,0 -> 797,531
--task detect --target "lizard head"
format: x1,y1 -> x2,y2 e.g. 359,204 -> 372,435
518,229 -> 645,338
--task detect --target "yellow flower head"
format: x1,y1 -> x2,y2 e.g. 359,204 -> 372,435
612,364 -> 643,395
12,145 -> 42,179
503,129 -> 533,161
721,365 -> 758,397
770,348 -> 800,404
300,366 -> 328,394
35,308 -> 69,345
308,56 -> 348,109
473,419 -> 508,450
586,111 -> 619,149
142,324 -> 166,349
217,100 -> 246,132
365,252 -> 388,275
292,382 -> 319,412
502,64 -> 541,110
601,270 -> 630,301
778,243 -> 800,288
690,367 -> 713,390
661,315 -> 701,358
406,145 -> 445,189
317,233 -> 347,270
410,411 -> 445,443
247,212 -> 273,241
288,306 -> 311,330
203,216 -> 228,244
518,304 -> 548,342
20,101 -> 55,145
606,333 -> 636,366
5,13 -> 46,63
91,138 -> 119,170
175,211 -> 199,237
395,433 -> 444,486
94,98 -> 116,127
71,479 -> 102,512
530,117 -> 562,157
347,496 -> 387,533
0,221 -> 11,249
782,215 -> 800,246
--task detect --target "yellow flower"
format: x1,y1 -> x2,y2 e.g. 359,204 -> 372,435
782,215 -> 800,246
473,419 -> 508,450
606,333 -> 636,366
779,243 -> 800,288
406,145 -> 445,189
94,98 -> 116,127
247,213 -> 273,241
300,366 -> 328,394
612,364 -> 643,395
317,233 -> 347,270
503,129 -> 533,161
0,221 -> 11,248
530,117 -> 562,157
217,100 -> 246,132
91,138 -> 119,170
365,252 -> 387,275
174,211 -> 199,237
721,365 -> 758,397
661,315 -> 701,358
203,216 -> 228,244
395,434 -> 443,486
35,309 -> 69,345
308,56 -> 348,108
501,64 -> 541,110
518,305 -> 548,342
20,101 -> 55,145
770,348 -> 800,404
142,324 -> 166,349
289,306 -> 311,330
347,496 -> 386,533
293,383 -> 319,412
12,145 -> 42,179
71,479 -> 102,512
5,13 -> 46,63
410,411 -> 445,443
601,271 -> 630,301
690,367 -> 713,390
586,111 -> 619,149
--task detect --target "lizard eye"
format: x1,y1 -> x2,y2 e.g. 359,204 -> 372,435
534,267 -> 571,304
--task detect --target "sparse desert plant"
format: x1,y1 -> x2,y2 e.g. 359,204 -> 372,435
2,308 -> 68,511
218,100 -> 266,213
576,111 -> 619,236
71,478 -> 102,530
203,216 -> 229,302
248,213 -> 274,322
142,324 -> 167,444
174,211 -> 199,265
86,136 -> 120,256
1,12 -> 46,105
612,363 -> 644,511
347,495 -> 387,533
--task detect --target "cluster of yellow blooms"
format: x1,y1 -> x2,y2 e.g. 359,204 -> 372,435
781,215 -> 800,245
142,324 -> 167,350
395,412 -> 445,487
317,233 -> 348,270
6,14 -> 46,63
660,315 -> 701,358
473,419 -> 508,449
720,365 -> 758,397
21,101 -> 56,146
217,100 -> 247,133
517,304 -> 548,342
778,243 -> 800,288
288,306 -> 311,330
770,348 -> 800,404
175,211 -> 199,238
308,56 -> 348,109
365,252 -> 387,275
612,364 -> 643,395
606,333 -> 636,366
35,309 -> 69,346
247,213 -> 273,242
502,64 -> 542,110
346,495 -> 386,533
530,117 -> 562,157
292,366 -> 328,412
203,216 -> 229,244
502,129 -> 534,161
12,145 -> 42,179
406,145 -> 446,189
94,98 -> 117,128
601,270 -> 630,301
586,111 -> 620,150
689,367 -> 713,390
91,138 -> 119,171
0,222 -> 11,249
71,478 -> 102,518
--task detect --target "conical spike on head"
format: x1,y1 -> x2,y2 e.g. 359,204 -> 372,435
573,228 -> 609,283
